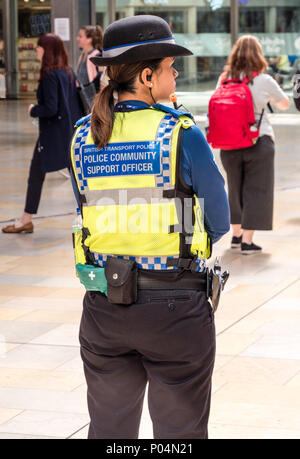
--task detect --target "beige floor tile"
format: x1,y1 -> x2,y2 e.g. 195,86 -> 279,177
262,297 -> 300,311
209,423 -> 300,439
242,334 -> 300,360
0,343 -> 79,370
275,279 -> 300,298
210,400 -> 300,431
0,308 -> 33,321
286,373 -> 300,388
5,264 -> 76,278
0,203 -> 23,210
0,410 -> 89,438
0,368 -> 85,391
2,296 -> 83,311
38,219 -> 73,230
18,309 -> 82,324
0,286 -> 54,298
45,288 -> 85,299
213,355 -> 233,371
0,297 -> 14,304
35,250 -> 74,266
29,324 -> 80,347
229,309 -> 300,334
212,382 -> 300,407
215,284 -> 287,334
0,256 -> 22,265
0,343 -> 21,355
216,333 -> 261,356
69,424 -> 89,439
213,356 -> 300,386
0,408 -> 23,425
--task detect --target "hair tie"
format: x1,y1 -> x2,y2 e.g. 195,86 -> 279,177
108,79 -> 120,90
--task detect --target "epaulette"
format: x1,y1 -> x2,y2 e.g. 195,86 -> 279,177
152,103 -> 194,121
75,114 -> 92,128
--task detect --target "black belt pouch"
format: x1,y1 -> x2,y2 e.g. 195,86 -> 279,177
105,257 -> 138,305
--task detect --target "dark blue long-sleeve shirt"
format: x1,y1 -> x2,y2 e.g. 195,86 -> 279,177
181,124 -> 230,243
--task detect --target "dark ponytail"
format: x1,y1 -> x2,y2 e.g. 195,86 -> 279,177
91,59 -> 163,150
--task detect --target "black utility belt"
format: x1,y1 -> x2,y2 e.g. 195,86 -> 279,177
104,257 -> 208,306
137,270 -> 207,291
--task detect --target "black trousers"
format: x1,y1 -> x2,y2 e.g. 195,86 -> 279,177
220,135 -> 275,230
24,142 -> 46,214
79,289 -> 216,439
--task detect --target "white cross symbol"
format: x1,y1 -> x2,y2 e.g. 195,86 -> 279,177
89,271 -> 96,281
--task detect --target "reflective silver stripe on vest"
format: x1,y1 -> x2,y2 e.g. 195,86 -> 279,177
90,251 -> 207,272
102,38 -> 176,59
83,188 -> 165,207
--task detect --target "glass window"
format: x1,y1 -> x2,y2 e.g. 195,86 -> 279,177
0,0 -> 4,83
78,0 -> 92,29
135,9 -> 184,33
239,7 -> 266,33
96,12 -> 105,27
18,0 -> 51,38
276,7 -> 300,33
197,7 -> 230,34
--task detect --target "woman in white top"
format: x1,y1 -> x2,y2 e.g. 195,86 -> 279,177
219,35 -> 290,254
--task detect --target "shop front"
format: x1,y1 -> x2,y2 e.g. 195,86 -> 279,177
18,0 -> 51,98
0,0 -> 5,98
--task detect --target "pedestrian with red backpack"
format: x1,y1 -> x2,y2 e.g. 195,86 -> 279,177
207,35 -> 290,254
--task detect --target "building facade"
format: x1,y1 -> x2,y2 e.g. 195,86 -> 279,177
0,0 -> 94,98
1,0 -> 300,97
95,0 -> 300,91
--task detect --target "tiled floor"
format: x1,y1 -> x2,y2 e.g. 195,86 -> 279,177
0,99 -> 300,439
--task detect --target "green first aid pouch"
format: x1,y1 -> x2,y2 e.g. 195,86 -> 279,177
76,263 -> 107,294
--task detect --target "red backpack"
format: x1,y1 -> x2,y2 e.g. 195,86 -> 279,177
206,72 -> 263,150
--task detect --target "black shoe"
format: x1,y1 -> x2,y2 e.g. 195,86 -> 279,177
241,242 -> 262,255
231,235 -> 242,248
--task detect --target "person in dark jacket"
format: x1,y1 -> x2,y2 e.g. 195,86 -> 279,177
294,70 -> 300,111
2,34 -> 83,234
77,25 -> 104,112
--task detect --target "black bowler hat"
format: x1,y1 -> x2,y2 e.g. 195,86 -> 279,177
90,15 -> 193,66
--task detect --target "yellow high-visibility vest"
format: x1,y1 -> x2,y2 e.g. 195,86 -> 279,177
71,105 -> 211,272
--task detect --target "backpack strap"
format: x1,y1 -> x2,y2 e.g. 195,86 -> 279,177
220,71 -> 228,83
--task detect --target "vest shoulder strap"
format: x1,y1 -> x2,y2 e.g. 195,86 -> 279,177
152,103 -> 194,122
75,113 -> 92,128
178,115 -> 194,130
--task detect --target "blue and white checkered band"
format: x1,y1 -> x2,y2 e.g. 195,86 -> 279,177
73,120 -> 92,192
102,37 -> 176,58
91,252 -> 207,272
155,114 -> 177,189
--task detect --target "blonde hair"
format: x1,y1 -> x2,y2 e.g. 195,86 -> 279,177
225,35 -> 268,82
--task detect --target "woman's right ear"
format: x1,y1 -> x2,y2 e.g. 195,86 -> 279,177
140,68 -> 153,87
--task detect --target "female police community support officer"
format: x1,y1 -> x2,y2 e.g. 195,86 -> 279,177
70,15 -> 230,439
